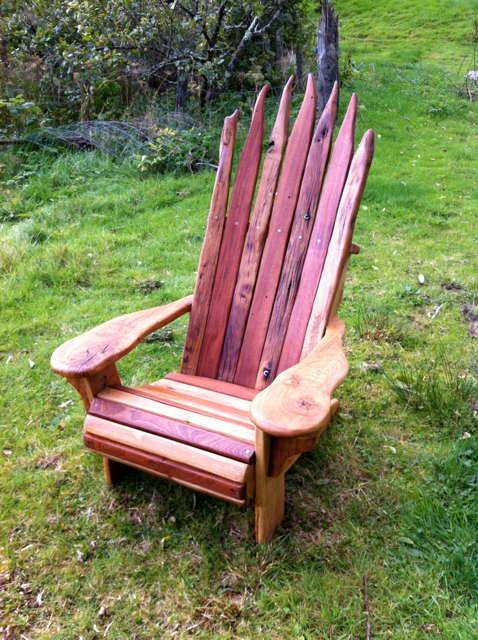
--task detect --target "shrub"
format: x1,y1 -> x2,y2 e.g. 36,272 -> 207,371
137,127 -> 216,175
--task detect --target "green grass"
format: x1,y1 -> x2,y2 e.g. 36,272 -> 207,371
1,4 -> 478,638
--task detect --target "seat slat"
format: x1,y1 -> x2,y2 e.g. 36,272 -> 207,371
98,387 -> 255,443
89,396 -> 255,463
218,77 -> 294,381
166,372 -> 257,401
146,377 -> 252,413
234,74 -> 317,387
303,129 -> 375,354
84,433 -> 247,504
196,85 -> 269,378
181,111 -> 238,374
278,94 -> 358,373
84,415 -> 250,483
124,384 -> 251,426
256,83 -> 339,388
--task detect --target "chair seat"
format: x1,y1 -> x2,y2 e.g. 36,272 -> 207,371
83,374 -> 257,505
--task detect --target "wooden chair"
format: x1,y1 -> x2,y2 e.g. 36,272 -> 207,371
51,75 -> 374,542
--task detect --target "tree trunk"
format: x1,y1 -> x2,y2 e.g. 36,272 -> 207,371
295,45 -> 303,87
316,0 -> 339,117
175,70 -> 189,113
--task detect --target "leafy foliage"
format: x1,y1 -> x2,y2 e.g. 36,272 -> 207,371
0,0 -> 311,130
137,127 -> 216,175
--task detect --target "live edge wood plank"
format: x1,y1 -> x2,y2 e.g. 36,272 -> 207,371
181,111 -> 238,374
197,85 -> 269,378
250,317 -> 348,438
303,130 -> 375,353
51,296 -> 192,378
256,82 -> 339,388
84,415 -> 250,483
89,396 -> 255,463
85,434 -> 247,503
278,94 -> 358,373
234,74 -> 317,388
218,76 -> 294,382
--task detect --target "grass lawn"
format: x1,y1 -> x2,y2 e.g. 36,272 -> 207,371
1,2 -> 478,638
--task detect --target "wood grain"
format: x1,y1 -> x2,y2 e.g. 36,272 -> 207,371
89,396 -> 255,463
181,111 -> 239,374
84,415 -> 250,482
98,387 -> 255,443
85,434 -> 247,503
218,77 -> 294,381
144,377 -> 252,413
256,82 -> 339,388
235,74 -> 317,387
131,383 -> 250,425
197,85 -> 269,378
269,434 -> 317,477
303,129 -> 375,353
250,317 -> 348,438
165,372 -> 257,401
255,428 -> 285,542
51,296 -> 192,377
278,94 -> 358,373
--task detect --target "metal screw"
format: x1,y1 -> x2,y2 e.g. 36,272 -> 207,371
263,368 -> 271,379
304,210 -> 311,221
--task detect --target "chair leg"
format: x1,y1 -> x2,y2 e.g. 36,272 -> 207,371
254,429 -> 286,543
255,473 -> 285,543
103,457 -> 127,486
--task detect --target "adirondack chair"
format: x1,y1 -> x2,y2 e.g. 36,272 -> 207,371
51,74 -> 374,542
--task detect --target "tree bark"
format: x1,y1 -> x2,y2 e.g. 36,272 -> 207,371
316,0 -> 339,117
175,70 -> 189,113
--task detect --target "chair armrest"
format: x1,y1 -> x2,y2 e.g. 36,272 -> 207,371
51,295 -> 193,378
250,317 -> 349,438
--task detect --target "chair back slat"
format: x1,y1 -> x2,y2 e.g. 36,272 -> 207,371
278,94 -> 358,374
218,77 -> 294,382
302,130 -> 375,354
182,79 -> 375,390
181,111 -> 239,374
256,83 -> 339,388
196,85 -> 269,378
233,74 -> 317,387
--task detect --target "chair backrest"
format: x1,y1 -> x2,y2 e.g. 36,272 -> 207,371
181,74 -> 374,389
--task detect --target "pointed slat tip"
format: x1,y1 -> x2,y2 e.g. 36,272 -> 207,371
360,128 -> 375,153
304,73 -> 316,97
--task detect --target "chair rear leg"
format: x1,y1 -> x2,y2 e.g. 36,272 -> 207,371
103,457 -> 127,486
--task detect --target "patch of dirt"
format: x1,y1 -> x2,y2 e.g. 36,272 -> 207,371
136,278 -> 164,294
462,304 -> 478,338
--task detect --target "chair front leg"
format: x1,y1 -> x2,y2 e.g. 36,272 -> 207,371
254,429 -> 286,543
67,363 -> 125,485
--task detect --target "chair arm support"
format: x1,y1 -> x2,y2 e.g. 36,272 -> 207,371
250,317 -> 349,438
51,295 -> 193,378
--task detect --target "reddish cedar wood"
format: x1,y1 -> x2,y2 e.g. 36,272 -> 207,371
196,85 -> 269,378
218,76 -> 294,381
302,129 -> 375,354
165,372 -> 257,401
89,395 -> 255,463
181,111 -> 238,374
234,74 -> 317,387
84,434 -> 247,502
256,82 -> 339,388
278,94 -> 358,373
250,317 -> 348,437
51,296 -> 192,378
